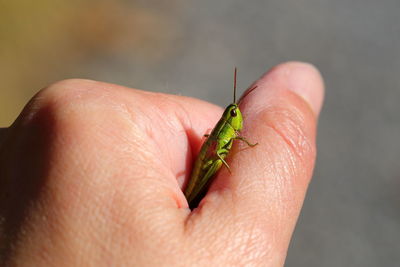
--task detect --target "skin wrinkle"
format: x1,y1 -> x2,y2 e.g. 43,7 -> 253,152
237,127 -> 310,201
183,204 -> 227,259
253,114 -> 314,191
226,127 -> 296,207
152,109 -> 184,178
189,189 -> 269,264
107,101 -> 161,160
230,146 -> 270,190
150,93 -> 222,190
269,175 -> 298,233
115,102 -> 182,193
166,96 -> 206,163
240,228 -> 272,265
107,190 -> 180,264
137,113 -> 190,207
211,211 -> 269,265
226,210 -> 273,263
136,94 -> 191,188
172,104 -> 195,188
257,106 -> 314,168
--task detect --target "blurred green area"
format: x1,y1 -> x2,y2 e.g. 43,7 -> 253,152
0,0 -> 181,126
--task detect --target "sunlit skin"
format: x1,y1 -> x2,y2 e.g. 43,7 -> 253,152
0,62 -> 324,266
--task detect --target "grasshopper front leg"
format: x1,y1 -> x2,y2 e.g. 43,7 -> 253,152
235,136 -> 258,147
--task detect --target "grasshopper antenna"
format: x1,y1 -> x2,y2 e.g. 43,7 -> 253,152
238,84 -> 258,105
233,67 -> 237,103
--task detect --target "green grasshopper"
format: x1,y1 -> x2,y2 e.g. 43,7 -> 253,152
184,68 -> 258,209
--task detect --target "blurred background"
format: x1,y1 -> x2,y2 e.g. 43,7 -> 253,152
1,0 -> 399,266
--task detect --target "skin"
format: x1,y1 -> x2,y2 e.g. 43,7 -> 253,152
0,61 -> 324,266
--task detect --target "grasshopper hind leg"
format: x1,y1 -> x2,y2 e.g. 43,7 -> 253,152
216,149 -> 231,173
188,159 -> 223,209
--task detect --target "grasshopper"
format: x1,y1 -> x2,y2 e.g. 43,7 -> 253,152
184,68 -> 258,209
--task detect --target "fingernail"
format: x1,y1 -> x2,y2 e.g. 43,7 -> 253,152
286,62 -> 324,116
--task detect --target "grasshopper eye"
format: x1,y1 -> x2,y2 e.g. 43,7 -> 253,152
230,108 -> 237,117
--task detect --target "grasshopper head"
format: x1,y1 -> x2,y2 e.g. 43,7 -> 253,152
224,103 -> 243,131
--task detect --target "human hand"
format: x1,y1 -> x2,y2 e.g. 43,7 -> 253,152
0,62 -> 324,266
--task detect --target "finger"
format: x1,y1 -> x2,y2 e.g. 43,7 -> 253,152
188,62 -> 324,265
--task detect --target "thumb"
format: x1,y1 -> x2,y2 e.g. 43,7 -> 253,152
189,62 -> 324,265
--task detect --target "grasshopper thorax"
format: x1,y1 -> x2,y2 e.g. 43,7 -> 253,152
223,103 -> 243,131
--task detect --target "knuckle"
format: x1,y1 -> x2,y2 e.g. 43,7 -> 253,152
22,79 -> 108,128
34,79 -> 102,111
13,79 -> 119,150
